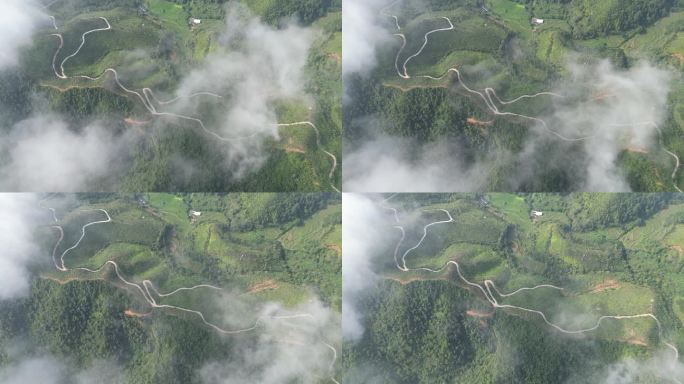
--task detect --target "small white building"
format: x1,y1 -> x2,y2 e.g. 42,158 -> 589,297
531,210 -> 543,217
190,18 -> 201,26
190,210 -> 202,217
531,18 -> 544,25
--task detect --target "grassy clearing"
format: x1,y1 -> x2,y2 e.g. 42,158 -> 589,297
622,11 -> 684,58
622,204 -> 684,250
252,281 -> 311,308
664,225 -> 684,249
412,242 -> 491,270
501,280 -> 655,341
488,0 -> 532,39
146,0 -> 189,33
488,193 -> 531,231
535,30 -> 569,66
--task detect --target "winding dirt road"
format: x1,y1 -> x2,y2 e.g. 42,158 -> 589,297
383,8 -> 682,191
382,201 -> 681,383
47,16 -> 340,191
276,121 -> 340,192
44,205 -> 339,382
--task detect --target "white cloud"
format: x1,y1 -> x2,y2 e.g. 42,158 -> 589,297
343,135 -> 490,192
0,116 -> 132,191
0,356 -> 62,384
0,194 -> 42,300
0,350 -> 125,384
342,193 -> 392,341
598,349 -> 684,384
548,59 -> 672,191
342,0 -> 393,76
0,0 -> 45,70
199,299 -> 339,384
172,3 -> 314,179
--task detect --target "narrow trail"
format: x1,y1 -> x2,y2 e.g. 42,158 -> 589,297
47,16 -> 339,191
48,17 -> 246,142
44,205 -> 339,382
381,201 -> 681,383
382,7 -> 682,191
394,17 -> 455,79
324,342 -> 341,384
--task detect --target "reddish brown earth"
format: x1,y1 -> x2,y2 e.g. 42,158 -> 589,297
588,279 -> 620,294
124,309 -> 152,318
466,309 -> 494,318
247,279 -> 278,294
466,117 -> 493,126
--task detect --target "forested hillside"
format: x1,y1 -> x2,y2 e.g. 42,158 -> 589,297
0,193 -> 341,383
0,0 -> 341,192
344,193 -> 684,383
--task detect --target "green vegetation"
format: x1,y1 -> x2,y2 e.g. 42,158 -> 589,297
345,193 -> 684,383
4,0 -> 341,192
345,0 -> 684,191
0,193 -> 340,382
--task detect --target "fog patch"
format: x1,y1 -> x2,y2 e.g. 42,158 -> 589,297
0,355 -> 62,384
0,347 -> 125,384
342,193 -> 397,341
0,0 -> 45,70
0,194 -> 43,300
171,3 -> 314,179
199,299 -> 339,384
343,134 -> 490,192
0,116 -> 133,191
521,59 -> 672,191
596,349 -> 684,384
342,0 -> 394,76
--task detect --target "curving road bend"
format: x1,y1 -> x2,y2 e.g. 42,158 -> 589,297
608,121 -> 682,193
48,15 -> 58,30
47,16 -> 339,190
48,19 -> 260,142
324,341 -> 340,384
388,15 -> 589,142
45,205 -> 339,381
276,121 -> 340,192
47,207 -> 301,334
57,16 -> 112,79
383,10 -> 683,190
380,0 -> 402,31
395,17 -> 454,79
383,203 -> 681,383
